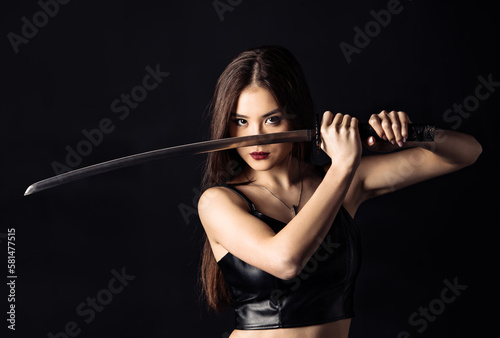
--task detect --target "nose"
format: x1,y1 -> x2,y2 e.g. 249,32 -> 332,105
249,123 -> 264,136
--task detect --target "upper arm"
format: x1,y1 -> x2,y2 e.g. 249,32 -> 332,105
198,187 -> 292,279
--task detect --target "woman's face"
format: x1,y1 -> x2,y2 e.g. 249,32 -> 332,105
229,85 -> 293,172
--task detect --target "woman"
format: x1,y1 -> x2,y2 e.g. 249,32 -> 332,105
197,46 -> 481,338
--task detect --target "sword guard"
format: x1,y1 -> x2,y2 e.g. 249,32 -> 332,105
315,114 -> 321,154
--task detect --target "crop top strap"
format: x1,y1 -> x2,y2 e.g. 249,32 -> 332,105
214,183 -> 256,212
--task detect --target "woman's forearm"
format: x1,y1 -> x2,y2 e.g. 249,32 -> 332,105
272,163 -> 357,278
409,129 -> 482,168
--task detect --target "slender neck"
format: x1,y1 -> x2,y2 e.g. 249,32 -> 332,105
244,155 -> 302,190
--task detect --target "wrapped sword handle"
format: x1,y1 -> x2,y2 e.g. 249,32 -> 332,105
314,114 -> 435,154
358,123 -> 435,142
314,114 -> 436,143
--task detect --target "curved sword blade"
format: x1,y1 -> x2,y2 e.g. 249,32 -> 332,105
24,129 -> 313,196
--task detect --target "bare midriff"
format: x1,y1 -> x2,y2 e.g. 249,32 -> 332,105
228,318 -> 351,338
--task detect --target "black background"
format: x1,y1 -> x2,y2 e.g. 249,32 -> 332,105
1,0 -> 498,337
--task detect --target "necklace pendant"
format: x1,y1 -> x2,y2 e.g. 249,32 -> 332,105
292,205 -> 297,217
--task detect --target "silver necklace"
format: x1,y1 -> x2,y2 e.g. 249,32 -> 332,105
245,171 -> 303,217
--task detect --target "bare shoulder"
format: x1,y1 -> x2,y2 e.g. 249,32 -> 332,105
198,185 -> 250,218
197,185 -> 280,269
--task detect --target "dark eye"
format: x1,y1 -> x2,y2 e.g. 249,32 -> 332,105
266,116 -> 281,125
232,118 -> 247,126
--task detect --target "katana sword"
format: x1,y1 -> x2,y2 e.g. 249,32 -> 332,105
23,123 -> 435,196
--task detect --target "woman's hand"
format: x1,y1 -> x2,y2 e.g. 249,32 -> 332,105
365,110 -> 411,152
320,111 -> 362,169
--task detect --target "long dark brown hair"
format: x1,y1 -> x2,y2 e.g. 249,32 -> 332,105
199,45 -> 314,312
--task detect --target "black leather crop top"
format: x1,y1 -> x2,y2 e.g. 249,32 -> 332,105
216,183 -> 362,330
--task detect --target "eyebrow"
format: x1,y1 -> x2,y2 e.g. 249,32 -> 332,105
231,108 -> 281,119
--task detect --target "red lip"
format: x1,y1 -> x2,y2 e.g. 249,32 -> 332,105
250,152 -> 270,160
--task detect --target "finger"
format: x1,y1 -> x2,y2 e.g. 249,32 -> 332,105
332,112 -> 343,126
380,112 -> 396,144
350,116 -> 359,130
322,111 -> 334,127
320,111 -> 334,136
397,111 -> 409,141
369,114 -> 387,140
342,114 -> 352,128
320,111 -> 336,152
388,111 -> 404,147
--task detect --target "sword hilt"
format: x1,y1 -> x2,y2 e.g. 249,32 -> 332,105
358,123 -> 435,142
313,113 -> 434,154
315,114 -> 321,154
